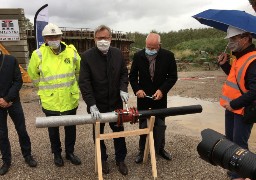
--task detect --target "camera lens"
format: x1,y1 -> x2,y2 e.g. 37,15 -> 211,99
197,127 -> 226,164
211,138 -> 234,167
197,128 -> 256,179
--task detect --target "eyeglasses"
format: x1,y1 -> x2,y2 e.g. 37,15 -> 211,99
95,37 -> 111,40
229,36 -> 245,42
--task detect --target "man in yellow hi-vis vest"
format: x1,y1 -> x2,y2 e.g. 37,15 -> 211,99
28,23 -> 81,167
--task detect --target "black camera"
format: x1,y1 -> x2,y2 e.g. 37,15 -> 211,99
197,128 -> 256,179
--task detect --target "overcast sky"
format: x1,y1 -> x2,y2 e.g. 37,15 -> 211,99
2,0 -> 255,33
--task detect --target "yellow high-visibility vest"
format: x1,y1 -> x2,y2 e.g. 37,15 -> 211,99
28,42 -> 81,112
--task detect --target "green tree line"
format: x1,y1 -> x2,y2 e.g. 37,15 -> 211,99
130,28 -> 228,62
25,16 -> 227,62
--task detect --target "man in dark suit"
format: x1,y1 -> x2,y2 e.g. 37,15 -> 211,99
0,51 -> 37,175
79,25 -> 129,175
129,33 -> 178,163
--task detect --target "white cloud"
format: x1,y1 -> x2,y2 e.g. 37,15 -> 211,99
1,0 -> 254,33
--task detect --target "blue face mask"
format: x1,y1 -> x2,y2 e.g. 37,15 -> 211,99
145,48 -> 158,56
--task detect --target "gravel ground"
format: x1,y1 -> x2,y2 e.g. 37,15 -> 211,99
1,70 -> 249,180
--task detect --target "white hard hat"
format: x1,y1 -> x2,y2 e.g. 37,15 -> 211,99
42,23 -> 63,36
224,26 -> 247,39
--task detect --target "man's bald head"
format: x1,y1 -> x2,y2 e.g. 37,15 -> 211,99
145,33 -> 161,51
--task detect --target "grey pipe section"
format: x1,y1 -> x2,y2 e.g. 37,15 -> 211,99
36,112 -> 117,128
36,105 -> 202,128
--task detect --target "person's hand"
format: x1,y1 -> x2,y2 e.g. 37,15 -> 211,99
90,105 -> 102,120
153,89 -> 163,100
120,90 -> 129,103
223,102 -> 234,111
6,102 -> 12,108
136,90 -> 146,98
0,98 -> 12,108
217,53 -> 229,65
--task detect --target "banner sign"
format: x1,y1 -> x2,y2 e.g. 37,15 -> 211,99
0,19 -> 20,41
34,4 -> 49,48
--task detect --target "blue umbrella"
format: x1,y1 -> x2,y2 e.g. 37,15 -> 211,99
193,9 -> 256,38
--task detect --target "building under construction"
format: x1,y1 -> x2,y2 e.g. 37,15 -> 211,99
0,8 -> 134,70
26,27 -> 134,65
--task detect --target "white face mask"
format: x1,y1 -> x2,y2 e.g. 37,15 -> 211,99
48,40 -> 61,49
228,38 -> 243,52
96,40 -> 110,53
145,48 -> 158,56
228,42 -> 241,52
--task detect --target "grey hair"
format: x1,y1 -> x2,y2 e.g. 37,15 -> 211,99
94,25 -> 112,37
146,33 -> 161,43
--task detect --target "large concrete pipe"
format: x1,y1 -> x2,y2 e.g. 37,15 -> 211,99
36,105 -> 202,128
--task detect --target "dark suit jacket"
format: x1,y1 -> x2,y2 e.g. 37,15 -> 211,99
129,48 -> 177,110
79,47 -> 128,113
0,54 -> 22,103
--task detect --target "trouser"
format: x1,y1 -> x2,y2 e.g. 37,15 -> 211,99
0,101 -> 32,164
225,110 -> 253,149
224,110 -> 253,178
93,122 -> 127,162
138,116 -> 166,153
45,110 -> 77,155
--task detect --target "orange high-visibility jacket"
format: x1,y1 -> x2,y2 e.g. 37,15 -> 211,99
220,51 -> 256,115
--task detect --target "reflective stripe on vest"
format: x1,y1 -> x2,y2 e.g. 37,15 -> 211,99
237,54 -> 256,92
35,72 -> 75,83
34,49 -> 77,84
36,49 -> 44,79
221,80 -> 239,103
225,80 -> 239,90
221,95 -> 232,102
39,79 -> 76,90
73,50 -> 77,63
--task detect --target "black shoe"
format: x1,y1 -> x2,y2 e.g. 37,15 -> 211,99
25,155 -> 37,167
159,149 -> 172,160
135,151 -> 143,164
54,154 -> 64,167
116,161 -> 128,176
66,153 -> 81,165
102,161 -> 110,174
0,163 -> 10,176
